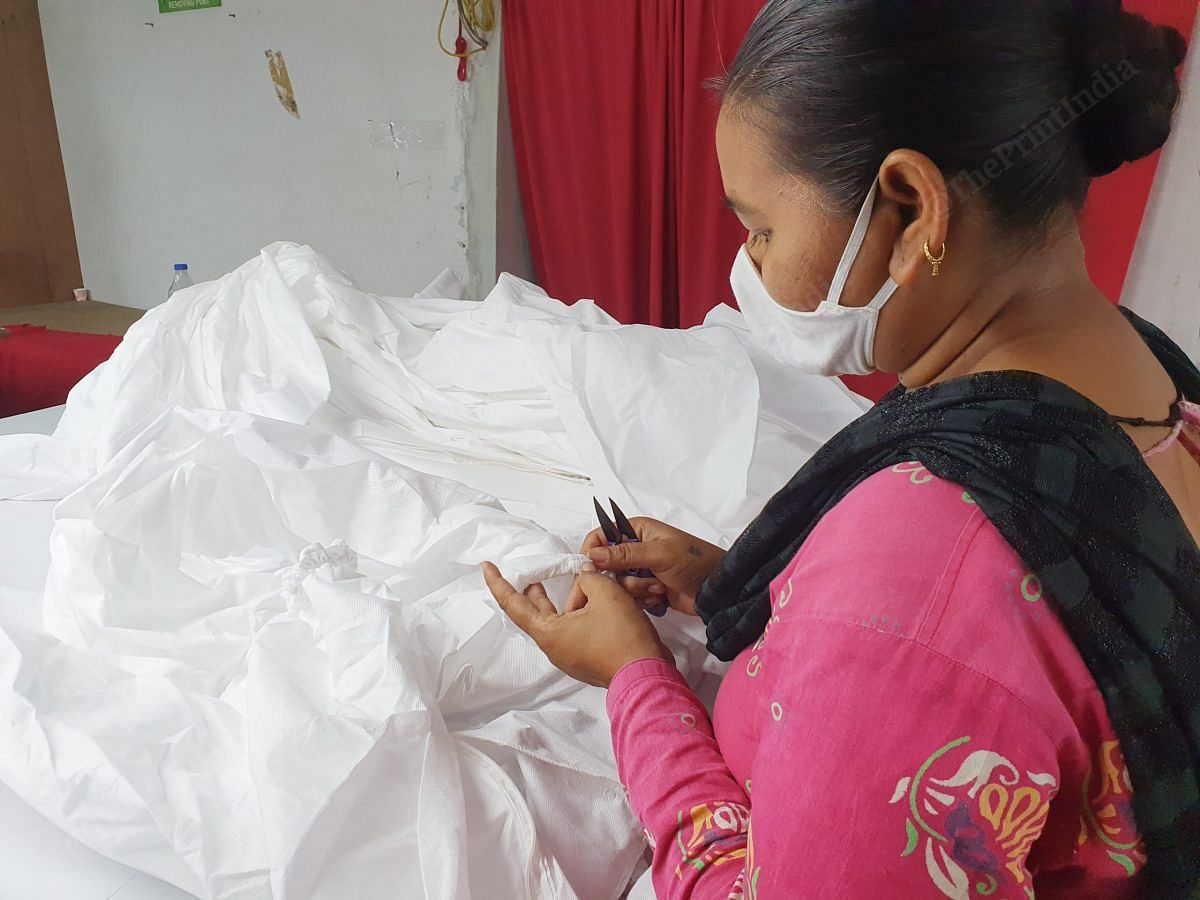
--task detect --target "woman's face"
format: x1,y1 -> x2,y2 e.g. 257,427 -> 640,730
715,104 -> 970,378
714,105 -> 898,316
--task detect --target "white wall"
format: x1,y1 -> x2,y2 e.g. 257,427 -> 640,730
494,33 -> 536,283
464,6 -> 500,294
39,0 -> 502,309
1122,15 -> 1200,361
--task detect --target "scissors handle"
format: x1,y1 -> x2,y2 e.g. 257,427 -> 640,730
603,546 -> 653,581
596,498 -> 668,617
603,545 -> 666,617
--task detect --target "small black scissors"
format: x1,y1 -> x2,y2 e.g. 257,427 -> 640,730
593,498 -> 668,617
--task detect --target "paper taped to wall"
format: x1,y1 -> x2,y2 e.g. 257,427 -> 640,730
265,49 -> 300,118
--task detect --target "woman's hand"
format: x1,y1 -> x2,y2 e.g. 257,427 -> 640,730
566,518 -> 726,617
481,562 -> 674,688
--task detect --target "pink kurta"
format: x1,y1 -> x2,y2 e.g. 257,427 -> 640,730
607,461 -> 1150,899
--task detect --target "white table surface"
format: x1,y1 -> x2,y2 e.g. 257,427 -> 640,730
0,405 -> 195,899
0,405 -> 66,437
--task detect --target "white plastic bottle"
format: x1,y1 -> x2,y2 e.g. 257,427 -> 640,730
167,263 -> 193,299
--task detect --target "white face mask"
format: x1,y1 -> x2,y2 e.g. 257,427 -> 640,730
730,178 -> 899,376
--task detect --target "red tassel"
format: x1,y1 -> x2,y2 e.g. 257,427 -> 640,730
456,23 -> 469,81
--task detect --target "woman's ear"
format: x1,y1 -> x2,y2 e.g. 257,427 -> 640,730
877,150 -> 950,287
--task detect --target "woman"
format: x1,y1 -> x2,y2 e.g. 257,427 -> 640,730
483,1 -> 1199,896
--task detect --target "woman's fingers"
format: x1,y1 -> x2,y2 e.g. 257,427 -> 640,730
575,571 -> 638,607
619,575 -> 667,599
568,574 -> 664,612
524,582 -> 557,616
578,528 -> 608,555
482,562 -> 546,636
565,582 -> 589,613
588,539 -> 674,573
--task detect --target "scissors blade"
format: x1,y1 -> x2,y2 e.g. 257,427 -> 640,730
608,499 -> 656,586
610,500 -> 640,543
594,497 -> 621,544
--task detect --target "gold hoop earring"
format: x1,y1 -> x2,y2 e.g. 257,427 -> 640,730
923,240 -> 947,277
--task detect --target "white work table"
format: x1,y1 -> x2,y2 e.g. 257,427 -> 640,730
0,405 -> 194,900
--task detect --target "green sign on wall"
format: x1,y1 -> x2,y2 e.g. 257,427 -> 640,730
159,0 -> 222,12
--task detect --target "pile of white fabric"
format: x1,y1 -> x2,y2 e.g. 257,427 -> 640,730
0,243 -> 866,899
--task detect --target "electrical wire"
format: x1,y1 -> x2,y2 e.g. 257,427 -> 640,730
438,0 -> 496,58
459,0 -> 495,50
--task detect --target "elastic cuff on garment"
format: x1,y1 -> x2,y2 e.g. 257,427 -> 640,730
606,658 -> 687,715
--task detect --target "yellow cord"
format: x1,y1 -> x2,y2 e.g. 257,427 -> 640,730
438,0 -> 496,59
463,0 -> 496,36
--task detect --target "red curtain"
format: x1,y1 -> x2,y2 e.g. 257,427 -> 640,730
672,3 -> 766,328
504,1 -> 1196,395
503,0 -> 760,328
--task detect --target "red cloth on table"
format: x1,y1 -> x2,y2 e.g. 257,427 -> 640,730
0,325 -> 121,418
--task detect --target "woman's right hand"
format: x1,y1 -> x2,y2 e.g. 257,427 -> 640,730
565,518 -> 725,617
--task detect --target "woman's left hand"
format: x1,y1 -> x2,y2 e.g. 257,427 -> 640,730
481,561 -> 675,688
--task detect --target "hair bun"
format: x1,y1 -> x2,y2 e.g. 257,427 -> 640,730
1071,5 -> 1187,177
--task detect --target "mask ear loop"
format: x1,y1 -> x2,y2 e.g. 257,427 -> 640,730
826,178 -> 883,308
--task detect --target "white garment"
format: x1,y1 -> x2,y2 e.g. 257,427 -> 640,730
0,243 -> 866,899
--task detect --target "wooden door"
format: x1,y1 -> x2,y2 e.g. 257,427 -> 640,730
0,0 -> 80,308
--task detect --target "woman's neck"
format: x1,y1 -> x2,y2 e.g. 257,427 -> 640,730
899,227 -> 1109,390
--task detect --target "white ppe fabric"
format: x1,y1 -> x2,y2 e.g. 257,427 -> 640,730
0,243 -> 866,899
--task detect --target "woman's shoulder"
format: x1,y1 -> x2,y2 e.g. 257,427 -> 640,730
777,460 -> 993,617
776,459 -> 1106,721
824,459 -> 985,537
783,462 -> 1069,649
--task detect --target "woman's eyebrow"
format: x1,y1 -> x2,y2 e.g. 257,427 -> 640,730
723,194 -> 757,216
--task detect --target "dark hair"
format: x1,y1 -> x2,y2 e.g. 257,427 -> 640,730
721,0 -> 1187,233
